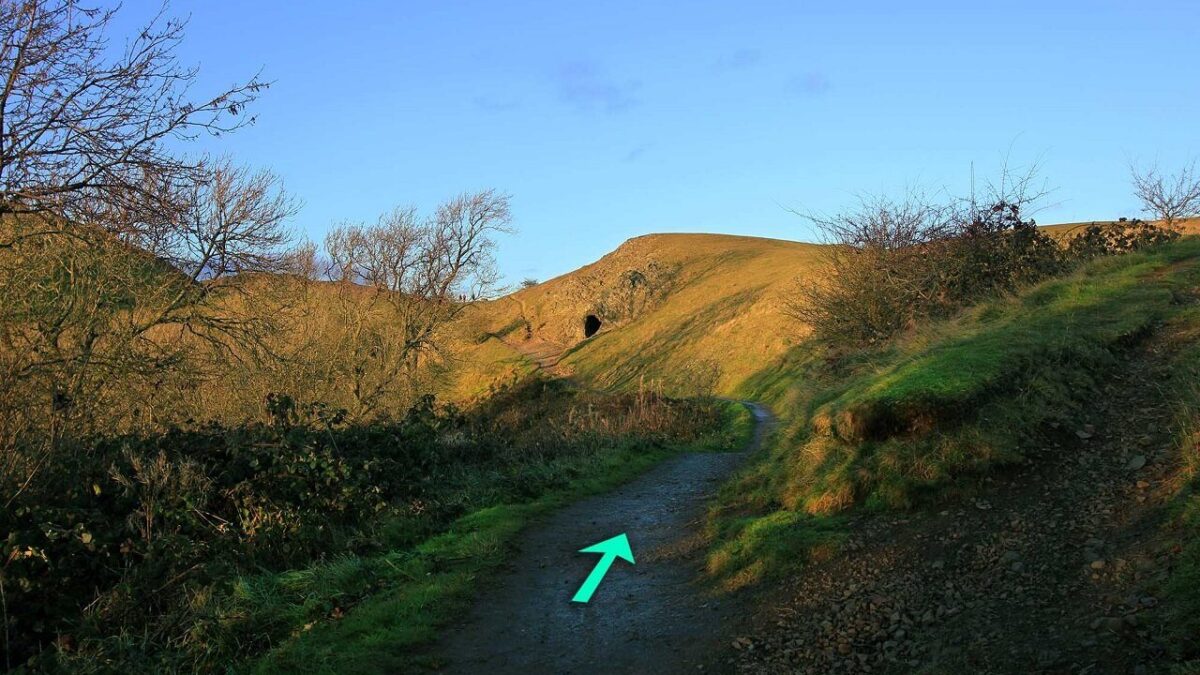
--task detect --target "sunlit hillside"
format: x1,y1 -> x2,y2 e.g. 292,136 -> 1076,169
463,233 -> 825,397
455,218 -> 1200,401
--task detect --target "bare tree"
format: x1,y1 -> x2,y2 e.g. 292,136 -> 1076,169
323,189 -> 512,417
0,1 -> 265,232
130,158 -> 299,350
0,0 -> 287,451
0,159 -> 296,505
156,158 -> 297,279
1131,161 -> 1200,229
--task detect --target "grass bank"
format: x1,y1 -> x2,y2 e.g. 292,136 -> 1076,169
245,399 -> 752,674
708,237 -> 1200,589
1158,308 -> 1200,665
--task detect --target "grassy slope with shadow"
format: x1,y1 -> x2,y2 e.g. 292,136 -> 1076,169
242,400 -> 753,674
1157,301 -> 1200,665
462,222 -> 1200,404
706,237 -> 1200,590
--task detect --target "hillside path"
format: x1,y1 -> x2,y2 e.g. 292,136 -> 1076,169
730,338 -> 1184,673
424,402 -> 775,673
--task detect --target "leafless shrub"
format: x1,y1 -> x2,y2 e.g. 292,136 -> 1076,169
787,191 -> 956,343
944,170 -> 1062,300
790,169 -> 1064,345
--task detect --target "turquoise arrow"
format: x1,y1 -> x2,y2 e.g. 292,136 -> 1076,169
571,533 -> 635,603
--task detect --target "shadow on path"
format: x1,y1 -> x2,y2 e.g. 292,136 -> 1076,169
425,402 -> 775,673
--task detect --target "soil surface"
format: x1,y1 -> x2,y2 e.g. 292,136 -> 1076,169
425,402 -> 775,674
726,338 -> 1186,674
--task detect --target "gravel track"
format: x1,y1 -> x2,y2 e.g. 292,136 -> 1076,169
426,403 -> 775,674
730,343 -> 1182,674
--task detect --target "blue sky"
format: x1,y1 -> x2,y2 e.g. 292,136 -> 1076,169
123,1 -> 1197,285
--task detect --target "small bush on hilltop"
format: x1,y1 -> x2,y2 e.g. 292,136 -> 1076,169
1130,160 -> 1200,230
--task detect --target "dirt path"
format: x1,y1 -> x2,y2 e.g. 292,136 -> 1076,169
729,340 -> 1184,673
425,402 -> 775,674
513,336 -> 570,374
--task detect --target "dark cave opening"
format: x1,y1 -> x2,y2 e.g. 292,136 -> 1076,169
584,314 -> 602,338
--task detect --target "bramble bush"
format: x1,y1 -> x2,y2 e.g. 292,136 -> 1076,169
1,381 -> 722,670
1065,218 -> 1179,260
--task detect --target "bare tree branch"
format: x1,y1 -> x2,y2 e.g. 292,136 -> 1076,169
0,1 -> 266,231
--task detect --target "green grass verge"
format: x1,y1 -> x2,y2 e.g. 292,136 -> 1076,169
236,400 -> 752,674
707,238 -> 1200,589
1158,309 -> 1200,666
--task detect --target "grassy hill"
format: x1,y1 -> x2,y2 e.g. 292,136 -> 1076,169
468,233 -> 825,396
458,225 -> 1200,666
225,219 -> 1200,672
17,214 -> 1200,670
458,218 -> 1200,402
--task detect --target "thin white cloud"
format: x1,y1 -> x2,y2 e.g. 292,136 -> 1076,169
554,61 -> 642,113
473,95 -> 521,113
717,48 -> 762,70
789,72 -> 833,96
622,143 -> 653,163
